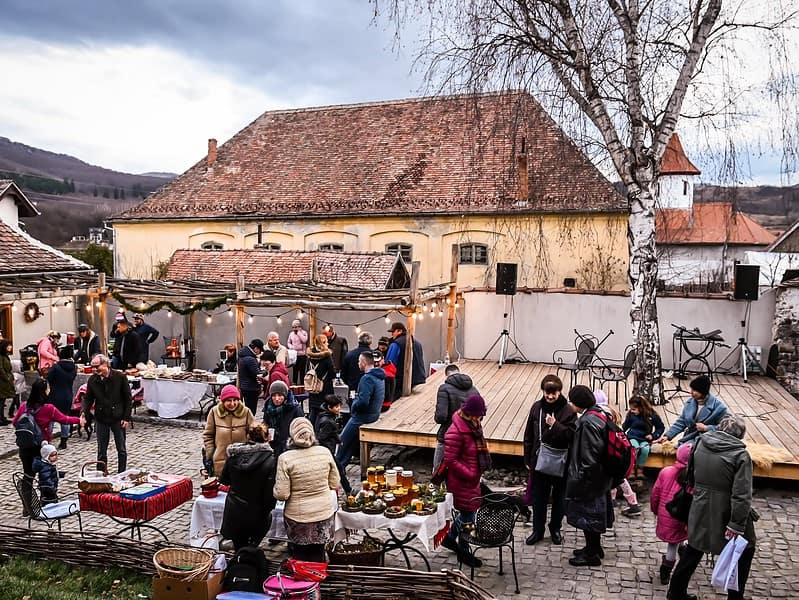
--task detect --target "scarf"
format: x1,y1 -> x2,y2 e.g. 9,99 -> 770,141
265,400 -> 286,433
465,415 -> 492,472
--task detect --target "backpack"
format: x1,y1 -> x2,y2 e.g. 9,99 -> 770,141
15,408 -> 43,449
223,545 -> 270,593
304,361 -> 324,393
595,409 -> 635,486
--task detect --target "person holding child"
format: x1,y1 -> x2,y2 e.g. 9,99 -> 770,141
622,395 -> 665,479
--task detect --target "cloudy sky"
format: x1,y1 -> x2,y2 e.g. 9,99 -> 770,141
0,0 -> 794,184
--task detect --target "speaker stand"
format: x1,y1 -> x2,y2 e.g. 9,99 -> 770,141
481,296 -> 528,368
716,300 -> 757,382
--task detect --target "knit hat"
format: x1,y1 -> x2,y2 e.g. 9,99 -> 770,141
269,381 -> 289,397
462,393 -> 487,417
594,389 -> 609,406
114,312 -> 125,322
219,385 -> 240,402
133,313 -> 144,320
675,443 -> 693,466
569,385 -> 596,410
291,319 -> 301,327
40,443 -> 57,461
690,375 -> 711,396
289,417 -> 316,448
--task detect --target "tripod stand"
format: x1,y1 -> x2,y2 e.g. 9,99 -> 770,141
717,300 -> 759,382
482,295 -> 528,368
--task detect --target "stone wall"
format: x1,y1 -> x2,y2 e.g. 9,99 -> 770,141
773,286 -> 799,395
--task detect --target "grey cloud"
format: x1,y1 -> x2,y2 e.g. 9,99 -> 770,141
0,0 -> 422,105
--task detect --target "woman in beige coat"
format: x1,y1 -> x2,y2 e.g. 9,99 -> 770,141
203,385 -> 254,475
274,417 -> 339,562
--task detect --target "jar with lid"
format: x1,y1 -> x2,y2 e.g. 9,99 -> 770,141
385,469 -> 398,488
375,466 -> 386,485
367,468 -> 376,485
395,488 -> 408,507
408,484 -> 420,502
400,470 -> 414,488
383,492 -> 396,508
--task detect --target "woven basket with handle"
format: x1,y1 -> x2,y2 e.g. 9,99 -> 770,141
153,548 -> 214,581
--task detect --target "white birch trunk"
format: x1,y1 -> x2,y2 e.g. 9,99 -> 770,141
627,177 -> 665,403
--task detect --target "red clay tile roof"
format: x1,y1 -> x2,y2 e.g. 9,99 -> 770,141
166,249 -> 409,290
0,220 -> 90,274
115,92 -> 624,221
656,203 -> 776,246
660,133 -> 701,176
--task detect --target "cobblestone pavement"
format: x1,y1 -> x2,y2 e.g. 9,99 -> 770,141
1,419 -> 798,599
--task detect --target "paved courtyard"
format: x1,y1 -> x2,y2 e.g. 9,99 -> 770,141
1,418 -> 798,599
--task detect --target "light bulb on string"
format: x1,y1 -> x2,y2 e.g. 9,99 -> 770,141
385,315 -> 391,324
167,310 -> 172,318
276,316 -> 282,325
438,310 -> 444,317
454,301 -> 460,308
422,304 -> 428,312
206,314 -> 212,324
445,298 -> 451,304
418,313 -> 424,321
297,310 -> 304,320
248,315 -> 254,324
431,301 -> 437,309
355,325 -> 362,335
85,303 -> 92,312
52,304 -> 58,313
411,313 -> 417,320
429,310 -> 435,319
228,308 -> 234,318
12,303 -> 17,312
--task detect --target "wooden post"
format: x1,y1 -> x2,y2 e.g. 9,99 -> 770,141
309,308 -> 317,339
402,261 -> 420,398
234,276 -> 246,350
188,310 -> 197,370
97,273 -> 108,353
446,244 -> 459,360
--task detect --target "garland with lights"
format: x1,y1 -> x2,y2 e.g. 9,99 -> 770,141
110,291 -> 229,316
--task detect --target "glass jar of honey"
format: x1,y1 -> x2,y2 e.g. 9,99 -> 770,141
400,470 -> 413,488
367,468 -> 376,485
408,484 -> 419,502
383,492 -> 396,508
362,481 -> 371,492
376,466 -> 386,485
395,487 -> 408,507
385,469 -> 398,488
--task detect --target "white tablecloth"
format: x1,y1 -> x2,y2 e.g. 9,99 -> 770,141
143,378 -> 208,418
334,493 -> 453,552
189,492 -> 227,547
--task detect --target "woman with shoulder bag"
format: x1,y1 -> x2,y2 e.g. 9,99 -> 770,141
523,374 -> 577,546
305,334 -> 334,425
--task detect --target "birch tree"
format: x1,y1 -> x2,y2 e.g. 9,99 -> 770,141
376,0 -> 796,402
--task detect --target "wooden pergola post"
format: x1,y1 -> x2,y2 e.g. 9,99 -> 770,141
97,273 -> 108,353
446,244 -> 459,359
402,261 -> 420,398
234,275 -> 246,350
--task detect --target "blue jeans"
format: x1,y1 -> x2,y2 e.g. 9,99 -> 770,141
631,439 -> 650,467
335,420 -> 361,469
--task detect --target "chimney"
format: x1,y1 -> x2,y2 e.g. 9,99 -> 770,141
207,138 -> 218,167
517,149 -> 528,200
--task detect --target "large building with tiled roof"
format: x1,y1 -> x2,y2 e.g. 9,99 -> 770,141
112,91 -> 628,289
655,135 -> 776,288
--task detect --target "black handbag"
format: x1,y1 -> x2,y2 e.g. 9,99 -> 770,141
665,485 -> 693,523
534,411 -> 568,477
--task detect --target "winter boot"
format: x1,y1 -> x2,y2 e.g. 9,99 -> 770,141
0,399 -> 9,425
58,437 -> 68,451
660,555 -> 676,585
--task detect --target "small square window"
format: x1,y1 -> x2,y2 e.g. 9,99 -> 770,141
386,243 -> 413,263
459,243 -> 488,265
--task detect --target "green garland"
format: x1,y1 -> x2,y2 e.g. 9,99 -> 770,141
110,290 -> 229,316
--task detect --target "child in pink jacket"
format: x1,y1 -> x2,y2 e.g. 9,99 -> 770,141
650,442 -> 692,585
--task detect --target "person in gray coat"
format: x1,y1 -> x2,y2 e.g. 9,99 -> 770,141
668,413 -> 757,600
433,364 -> 478,471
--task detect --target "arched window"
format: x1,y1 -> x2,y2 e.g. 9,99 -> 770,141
201,241 -> 224,250
459,243 -> 488,265
386,243 -> 413,262
318,243 -> 344,252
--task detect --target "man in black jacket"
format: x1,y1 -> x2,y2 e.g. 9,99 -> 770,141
564,385 -> 613,567
238,339 -> 264,414
80,354 -> 132,473
385,323 -> 426,402
73,324 -> 101,364
433,364 -> 478,471
341,331 -> 373,392
111,318 -> 146,370
132,313 -> 160,361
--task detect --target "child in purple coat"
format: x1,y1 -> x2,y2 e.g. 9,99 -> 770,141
650,443 -> 692,584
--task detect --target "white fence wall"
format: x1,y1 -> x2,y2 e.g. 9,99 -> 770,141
463,290 -> 776,370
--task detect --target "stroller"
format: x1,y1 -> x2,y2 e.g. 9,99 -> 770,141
71,384 -> 94,440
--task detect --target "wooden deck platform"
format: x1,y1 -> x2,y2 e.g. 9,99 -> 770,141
359,360 -> 799,480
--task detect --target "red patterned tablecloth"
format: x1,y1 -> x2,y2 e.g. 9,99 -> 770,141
79,477 -> 193,521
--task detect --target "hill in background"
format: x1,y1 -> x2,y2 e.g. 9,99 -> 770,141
0,136 -> 175,245
695,184 -> 799,233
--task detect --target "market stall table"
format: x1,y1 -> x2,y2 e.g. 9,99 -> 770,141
142,378 -> 209,418
79,475 -> 193,540
334,493 -> 453,571
189,491 -> 227,548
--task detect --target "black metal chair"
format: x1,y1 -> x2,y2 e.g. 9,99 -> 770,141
12,472 -> 83,533
553,334 -> 598,390
591,345 -> 636,409
460,493 -> 520,594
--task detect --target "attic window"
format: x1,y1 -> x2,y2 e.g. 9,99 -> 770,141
386,243 -> 413,263
459,243 -> 488,265
319,243 -> 344,252
201,241 -> 224,251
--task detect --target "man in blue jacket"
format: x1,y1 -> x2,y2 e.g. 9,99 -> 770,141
132,313 -> 160,361
655,375 -> 728,447
335,351 -> 385,472
237,339 -> 264,415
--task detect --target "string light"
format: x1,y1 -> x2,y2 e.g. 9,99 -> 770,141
167,310 -> 172,318
206,314 -> 212,324
228,308 -> 234,318
422,304 -> 428,312
418,313 -> 424,321
139,300 -> 146,309
411,313 -> 417,320
297,310 -> 304,320
12,303 -> 17,312
276,316 -> 282,325
64,300 -> 73,306
52,304 -> 58,313
438,309 -> 444,317
248,315 -> 254,324
384,316 -> 391,324
429,310 -> 435,319
431,301 -> 437,309
85,303 -> 92,312
445,298 -> 451,305
355,325 -> 361,334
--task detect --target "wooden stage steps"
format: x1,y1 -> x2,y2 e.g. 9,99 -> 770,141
359,359 -> 799,480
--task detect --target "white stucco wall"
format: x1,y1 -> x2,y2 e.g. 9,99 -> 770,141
658,245 -> 763,287
656,174 -> 698,210
5,301 -> 81,350
463,290 -> 775,371
0,196 -> 19,228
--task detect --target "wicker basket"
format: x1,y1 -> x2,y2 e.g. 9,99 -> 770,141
78,461 -> 114,495
153,548 -> 214,581
326,540 -> 382,567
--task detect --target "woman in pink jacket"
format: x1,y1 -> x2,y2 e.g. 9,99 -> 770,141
440,394 -> 490,568
287,320 -> 309,386
37,331 -> 60,373
650,442 -> 692,585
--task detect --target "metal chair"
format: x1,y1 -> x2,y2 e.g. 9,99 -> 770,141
12,472 -> 83,533
591,345 -> 636,409
460,493 -> 520,594
553,334 -> 598,390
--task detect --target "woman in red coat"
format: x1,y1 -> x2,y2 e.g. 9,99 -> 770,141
440,394 -> 490,567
